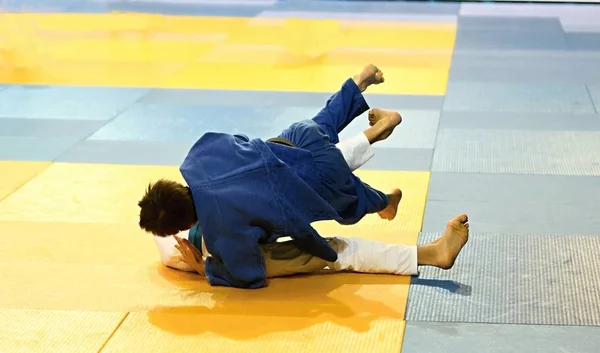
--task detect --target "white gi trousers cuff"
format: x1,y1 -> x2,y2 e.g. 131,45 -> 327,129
330,237 -> 419,276
335,132 -> 374,172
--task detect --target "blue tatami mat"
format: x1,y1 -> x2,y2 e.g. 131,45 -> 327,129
91,98 -> 440,148
0,137 -> 78,161
449,50 -> 594,84
55,140 -> 192,166
88,104 -> 285,142
56,141 -> 434,170
361,148 -> 433,171
422,173 -> 600,234
454,21 -> 567,51
255,10 -> 457,22
270,1 -> 460,14
431,129 -> 600,176
566,33 -> 600,51
423,199 -> 600,235
442,81 -> 596,114
0,86 -> 149,121
589,85 -> 600,112
456,16 -> 565,32
140,89 -> 445,111
402,322 -> 600,353
66,1 -> 266,17
0,0 -> 77,11
0,118 -> 106,139
438,112 -> 600,131
406,232 -> 600,326
64,0 -> 461,17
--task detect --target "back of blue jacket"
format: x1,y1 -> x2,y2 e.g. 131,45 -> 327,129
180,132 -> 339,289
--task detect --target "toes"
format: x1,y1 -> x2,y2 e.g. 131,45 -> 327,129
456,214 -> 468,223
395,188 -> 403,198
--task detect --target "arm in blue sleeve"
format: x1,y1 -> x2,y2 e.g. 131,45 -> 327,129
204,225 -> 267,289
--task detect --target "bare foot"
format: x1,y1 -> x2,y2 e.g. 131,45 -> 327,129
378,188 -> 402,221
353,64 -> 384,92
435,214 -> 470,270
367,108 -> 402,142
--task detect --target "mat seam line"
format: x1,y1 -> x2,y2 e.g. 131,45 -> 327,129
401,18 -> 458,342
421,20 -> 457,225
50,89 -> 152,163
561,22 -> 599,116
585,84 -> 598,114
0,162 -> 54,203
97,312 -> 130,353
427,20 -> 457,173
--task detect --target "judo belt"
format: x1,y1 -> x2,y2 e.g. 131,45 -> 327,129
266,137 -> 296,147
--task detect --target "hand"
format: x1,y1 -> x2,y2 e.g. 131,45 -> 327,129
173,235 -> 205,275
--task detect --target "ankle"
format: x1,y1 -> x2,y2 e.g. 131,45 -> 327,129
416,243 -> 441,267
352,75 -> 368,92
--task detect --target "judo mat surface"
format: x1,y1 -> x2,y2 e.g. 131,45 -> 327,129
1,1 -> 599,352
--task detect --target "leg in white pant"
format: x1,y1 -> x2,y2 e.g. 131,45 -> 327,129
329,236 -> 418,275
330,214 -> 470,275
262,214 -> 471,278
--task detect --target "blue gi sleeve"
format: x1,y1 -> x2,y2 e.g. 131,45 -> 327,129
204,225 -> 268,289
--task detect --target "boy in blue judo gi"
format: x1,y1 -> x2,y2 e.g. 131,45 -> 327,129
138,64 -> 407,289
153,134 -> 470,281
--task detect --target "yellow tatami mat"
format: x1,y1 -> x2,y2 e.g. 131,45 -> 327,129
102,274 -> 408,353
0,13 -> 456,95
0,308 -> 125,353
0,161 -> 50,201
0,163 -> 429,352
0,163 -> 184,223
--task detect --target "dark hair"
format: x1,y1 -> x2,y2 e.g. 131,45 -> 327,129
138,179 -> 197,237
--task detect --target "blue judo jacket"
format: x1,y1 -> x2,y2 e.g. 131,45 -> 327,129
180,132 -> 340,289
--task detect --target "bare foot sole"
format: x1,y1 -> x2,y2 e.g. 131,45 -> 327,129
367,108 -> 402,142
353,64 -> 384,92
435,214 -> 470,269
378,188 -> 402,221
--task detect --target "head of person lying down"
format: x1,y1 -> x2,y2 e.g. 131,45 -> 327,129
138,179 -> 197,237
